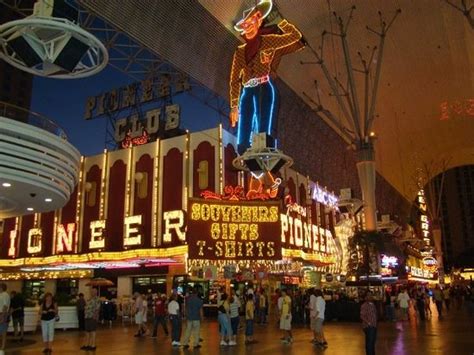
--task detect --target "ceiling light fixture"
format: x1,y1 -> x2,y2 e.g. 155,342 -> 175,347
27,207 -> 34,211
1,182 -> 11,187
45,198 -> 52,202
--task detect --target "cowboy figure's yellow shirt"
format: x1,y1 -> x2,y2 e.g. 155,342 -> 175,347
229,19 -> 303,109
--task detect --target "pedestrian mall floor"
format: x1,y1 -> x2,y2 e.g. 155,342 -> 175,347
3,307 -> 473,355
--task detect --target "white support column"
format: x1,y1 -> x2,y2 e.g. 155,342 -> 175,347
432,227 -> 445,284
356,145 -> 377,231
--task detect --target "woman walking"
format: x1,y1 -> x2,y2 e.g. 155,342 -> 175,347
39,293 -> 58,354
217,293 -> 232,346
229,294 -> 240,346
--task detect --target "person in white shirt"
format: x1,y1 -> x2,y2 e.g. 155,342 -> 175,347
134,293 -> 148,337
0,283 -> 10,350
229,294 -> 240,346
167,294 -> 181,347
310,289 -> 327,347
397,289 -> 410,321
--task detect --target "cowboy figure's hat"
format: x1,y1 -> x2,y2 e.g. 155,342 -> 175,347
234,0 -> 273,32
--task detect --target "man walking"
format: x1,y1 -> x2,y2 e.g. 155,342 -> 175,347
278,289 -> 292,344
360,292 -> 378,355
81,288 -> 101,351
151,294 -> 169,338
433,285 -> 444,319
397,289 -> 410,321
182,287 -> 203,349
76,293 -> 86,331
10,291 -> 24,342
310,289 -> 327,347
0,284 -> 10,351
134,293 -> 148,337
168,294 -> 181,347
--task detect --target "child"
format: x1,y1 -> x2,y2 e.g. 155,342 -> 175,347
245,294 -> 255,344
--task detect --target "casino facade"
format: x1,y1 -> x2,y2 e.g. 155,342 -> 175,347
0,126 -> 355,299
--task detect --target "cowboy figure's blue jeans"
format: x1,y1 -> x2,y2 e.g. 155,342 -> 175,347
237,80 -> 278,154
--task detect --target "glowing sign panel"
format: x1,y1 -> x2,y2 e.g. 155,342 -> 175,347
27,228 -> 42,254
310,183 -> 339,208
380,254 -> 399,268
187,199 -> 281,260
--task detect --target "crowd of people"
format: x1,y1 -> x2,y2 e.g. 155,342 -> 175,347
125,282 -> 474,354
126,285 -> 331,349
0,283 -> 102,354
0,281 -> 472,353
386,284 -> 472,322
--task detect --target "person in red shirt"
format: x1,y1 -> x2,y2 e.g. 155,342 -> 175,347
360,292 -> 378,355
151,294 -> 169,338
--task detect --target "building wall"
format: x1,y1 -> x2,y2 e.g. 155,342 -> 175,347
438,165 -> 474,270
0,3 -> 34,111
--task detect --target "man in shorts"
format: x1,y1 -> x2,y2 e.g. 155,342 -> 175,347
278,289 -> 292,344
81,288 -> 101,351
134,293 -> 148,337
310,289 -> 327,347
0,284 -> 10,351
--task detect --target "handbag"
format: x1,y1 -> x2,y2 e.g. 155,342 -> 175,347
55,315 -> 60,322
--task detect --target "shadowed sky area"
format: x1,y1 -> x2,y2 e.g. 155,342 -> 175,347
30,66 -> 226,157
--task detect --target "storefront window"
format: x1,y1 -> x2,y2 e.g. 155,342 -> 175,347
132,276 -> 167,295
56,279 -> 79,297
22,280 -> 45,301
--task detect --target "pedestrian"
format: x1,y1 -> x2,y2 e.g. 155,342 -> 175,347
76,293 -> 86,331
217,293 -> 232,346
396,289 -> 410,321
415,289 -> 425,321
229,294 -> 240,346
310,289 -> 327,348
258,289 -> 267,324
271,289 -> 280,320
433,285 -> 443,318
168,294 -> 181,347
134,293 -> 148,337
360,292 -> 378,355
383,290 -> 394,322
39,292 -> 58,354
10,290 -> 24,342
443,286 -> 451,312
0,284 -> 10,351
151,294 -> 169,338
182,287 -> 203,349
278,289 -> 292,344
245,293 -> 255,344
423,291 -> 432,319
81,288 -> 101,351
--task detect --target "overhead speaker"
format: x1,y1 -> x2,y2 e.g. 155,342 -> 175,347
53,36 -> 89,72
270,158 -> 286,173
244,158 -> 261,172
7,36 -> 42,67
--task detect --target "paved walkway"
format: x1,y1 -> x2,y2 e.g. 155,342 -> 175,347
2,307 -> 473,354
